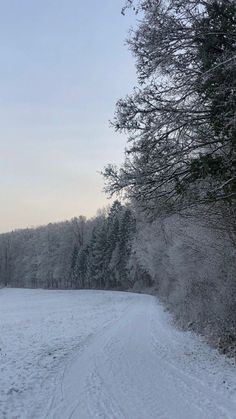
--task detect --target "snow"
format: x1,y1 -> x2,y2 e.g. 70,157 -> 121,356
0,289 -> 236,419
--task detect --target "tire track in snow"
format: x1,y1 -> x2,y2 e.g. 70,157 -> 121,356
47,293 -> 236,419
48,295 -> 133,419
85,368 -> 126,419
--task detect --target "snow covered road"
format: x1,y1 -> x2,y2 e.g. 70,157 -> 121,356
0,289 -> 236,419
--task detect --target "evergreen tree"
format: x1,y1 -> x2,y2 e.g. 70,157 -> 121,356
70,245 -> 79,288
105,201 -> 123,287
76,246 -> 89,288
86,224 -> 108,289
116,208 -> 136,287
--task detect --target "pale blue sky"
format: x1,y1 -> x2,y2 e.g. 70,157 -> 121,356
0,0 -> 136,232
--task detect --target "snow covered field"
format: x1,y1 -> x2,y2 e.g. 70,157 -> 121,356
0,289 -> 236,419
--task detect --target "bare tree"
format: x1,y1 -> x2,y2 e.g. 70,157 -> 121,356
104,0 -> 236,215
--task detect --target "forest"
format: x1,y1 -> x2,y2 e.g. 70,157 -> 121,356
0,0 -> 235,355
0,201 -> 137,291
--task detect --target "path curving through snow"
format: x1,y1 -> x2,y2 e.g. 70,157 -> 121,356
0,289 -> 236,419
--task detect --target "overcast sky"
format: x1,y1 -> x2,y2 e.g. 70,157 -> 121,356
0,0 -> 136,232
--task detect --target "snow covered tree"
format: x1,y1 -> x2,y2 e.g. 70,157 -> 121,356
0,235 -> 13,287
85,221 -> 108,289
73,201 -> 137,290
69,216 -> 87,287
104,0 -> 236,214
116,208 -> 136,287
76,246 -> 89,288
105,201 -> 123,287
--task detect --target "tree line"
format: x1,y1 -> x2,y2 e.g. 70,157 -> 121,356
0,201 -> 147,291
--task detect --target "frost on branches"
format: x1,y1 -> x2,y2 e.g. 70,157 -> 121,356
104,0 -> 236,215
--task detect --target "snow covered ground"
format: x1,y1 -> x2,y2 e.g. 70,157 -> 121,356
0,289 -> 236,419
